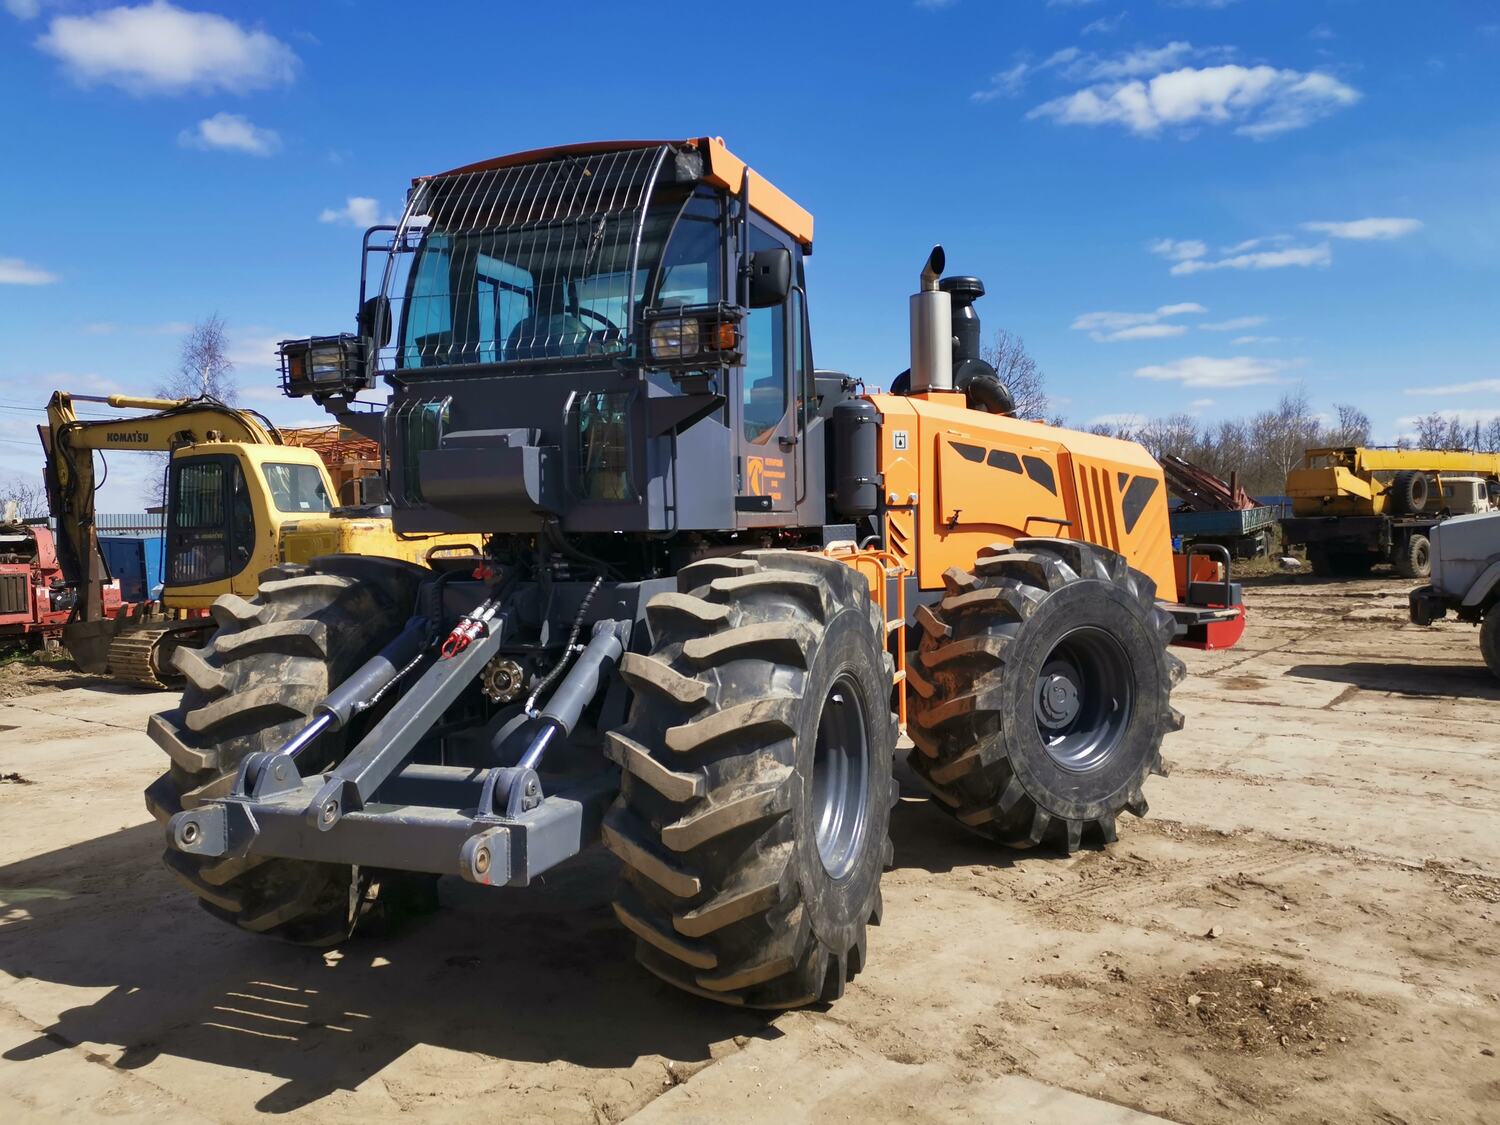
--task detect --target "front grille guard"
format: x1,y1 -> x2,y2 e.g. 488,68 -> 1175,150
367,145 -> 675,374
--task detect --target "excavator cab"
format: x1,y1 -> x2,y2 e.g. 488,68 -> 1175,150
161,443 -> 334,605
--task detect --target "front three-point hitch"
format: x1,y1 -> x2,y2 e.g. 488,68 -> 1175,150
165,576 -> 634,888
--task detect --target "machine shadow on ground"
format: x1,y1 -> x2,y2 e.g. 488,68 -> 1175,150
1285,660 -> 1500,700
0,781 -> 1026,1113
0,825 -> 777,1112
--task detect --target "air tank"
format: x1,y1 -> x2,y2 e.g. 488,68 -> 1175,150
832,398 -> 882,518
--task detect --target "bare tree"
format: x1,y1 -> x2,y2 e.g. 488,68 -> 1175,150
1246,387 -> 1324,496
157,314 -> 237,403
1133,413 -> 1202,461
0,475 -> 48,521
1325,403 -> 1371,448
1484,418 -> 1500,454
981,329 -> 1050,421
143,316 -> 239,504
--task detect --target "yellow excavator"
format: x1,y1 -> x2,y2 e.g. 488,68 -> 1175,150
40,390 -> 480,686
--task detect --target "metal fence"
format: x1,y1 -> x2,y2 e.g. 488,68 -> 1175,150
87,513 -> 165,535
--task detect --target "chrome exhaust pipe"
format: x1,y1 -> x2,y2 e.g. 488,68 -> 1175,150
909,245 -> 952,393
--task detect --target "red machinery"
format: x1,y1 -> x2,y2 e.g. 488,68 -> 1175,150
0,522 -> 121,648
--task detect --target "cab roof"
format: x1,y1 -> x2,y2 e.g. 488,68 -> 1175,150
418,137 -> 814,250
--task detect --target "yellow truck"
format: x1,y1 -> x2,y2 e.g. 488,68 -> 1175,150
40,391 -> 480,685
1281,446 -> 1500,578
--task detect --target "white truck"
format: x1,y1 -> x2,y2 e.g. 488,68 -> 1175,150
1408,510 -> 1500,678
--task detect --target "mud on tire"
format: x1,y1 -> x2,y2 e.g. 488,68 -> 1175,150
906,538 -> 1183,853
144,556 -> 426,945
604,550 -> 896,1009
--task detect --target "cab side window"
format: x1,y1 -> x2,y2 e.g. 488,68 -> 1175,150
742,227 -> 788,444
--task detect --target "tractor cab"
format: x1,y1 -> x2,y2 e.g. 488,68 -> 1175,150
282,138 -> 829,542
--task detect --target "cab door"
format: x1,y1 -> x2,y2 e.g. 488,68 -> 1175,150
733,225 -> 798,519
164,451 -> 256,599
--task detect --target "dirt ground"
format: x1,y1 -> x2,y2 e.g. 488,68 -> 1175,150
1,573 -> 1496,1123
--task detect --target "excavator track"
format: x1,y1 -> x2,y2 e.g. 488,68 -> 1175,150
106,623 -> 209,690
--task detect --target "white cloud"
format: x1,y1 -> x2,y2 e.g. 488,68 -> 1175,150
318,197 -> 392,227
1071,302 -> 1206,342
1171,243 -> 1331,276
1134,355 -> 1289,388
1030,64 -> 1360,139
226,331 -> 296,373
36,2 -> 298,95
1081,12 -> 1126,35
1231,335 -> 1281,345
0,256 -> 58,285
1401,378 -> 1500,396
972,47 -> 1083,101
178,111 -> 281,156
1200,315 -> 1268,331
1300,217 -> 1422,240
5,0 -> 42,19
83,322 -> 116,335
1190,398 -> 1215,408
972,60 -> 1032,101
1083,41 -> 1198,81
1149,237 -> 1207,262
913,0 -> 958,8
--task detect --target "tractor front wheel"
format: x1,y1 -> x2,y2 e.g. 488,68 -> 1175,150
144,557 -> 427,944
907,539 -> 1183,852
604,550 -> 896,1008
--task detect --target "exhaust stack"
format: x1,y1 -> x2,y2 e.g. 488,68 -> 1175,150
909,245 -> 952,394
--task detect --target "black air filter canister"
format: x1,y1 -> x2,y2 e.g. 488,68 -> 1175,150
832,398 -> 882,518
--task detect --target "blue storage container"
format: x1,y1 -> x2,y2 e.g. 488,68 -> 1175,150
98,535 -> 165,603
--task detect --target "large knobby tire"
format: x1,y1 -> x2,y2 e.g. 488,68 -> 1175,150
1389,471 -> 1429,516
1480,611 -> 1500,680
906,538 -> 1184,852
604,550 -> 896,1008
144,557 -> 426,945
1394,533 -> 1432,580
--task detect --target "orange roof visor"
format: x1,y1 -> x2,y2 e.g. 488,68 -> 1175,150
418,137 -> 814,249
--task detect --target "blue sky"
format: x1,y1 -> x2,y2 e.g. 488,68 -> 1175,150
1,0 -> 1497,509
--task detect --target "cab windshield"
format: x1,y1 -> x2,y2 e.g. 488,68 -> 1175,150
263,462 -> 332,513
399,205 -> 678,368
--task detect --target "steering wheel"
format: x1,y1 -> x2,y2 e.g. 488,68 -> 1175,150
574,307 -> 621,332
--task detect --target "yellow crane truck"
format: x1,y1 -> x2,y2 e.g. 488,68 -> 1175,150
41,391 -> 479,686
1281,446 -> 1500,579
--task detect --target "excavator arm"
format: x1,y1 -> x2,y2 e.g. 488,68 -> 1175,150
39,392 -> 284,621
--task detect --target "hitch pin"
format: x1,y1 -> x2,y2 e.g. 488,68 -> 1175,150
440,598 -> 504,660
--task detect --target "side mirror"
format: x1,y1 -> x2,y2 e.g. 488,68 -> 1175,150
747,247 -> 792,309
358,295 -> 392,349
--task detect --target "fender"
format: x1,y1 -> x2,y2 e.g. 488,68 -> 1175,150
1460,558 -> 1500,607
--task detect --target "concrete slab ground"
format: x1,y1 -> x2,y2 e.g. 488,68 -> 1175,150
0,573 -> 1495,1123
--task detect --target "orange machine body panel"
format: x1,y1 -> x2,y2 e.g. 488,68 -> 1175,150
867,392 -> 1177,598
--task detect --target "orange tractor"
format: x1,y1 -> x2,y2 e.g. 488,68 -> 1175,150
151,138 -> 1243,1007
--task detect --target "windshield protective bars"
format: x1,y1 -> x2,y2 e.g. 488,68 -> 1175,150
371,145 -> 678,372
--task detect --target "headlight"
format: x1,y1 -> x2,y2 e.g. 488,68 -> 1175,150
649,317 -> 699,360
279,334 -> 370,398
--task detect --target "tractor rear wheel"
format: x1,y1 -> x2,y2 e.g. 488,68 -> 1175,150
604,550 -> 896,1008
144,556 -> 427,944
906,539 -> 1183,852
